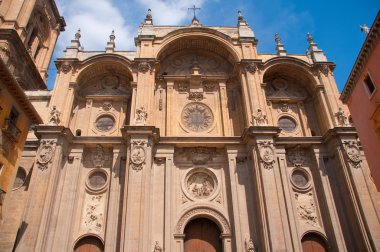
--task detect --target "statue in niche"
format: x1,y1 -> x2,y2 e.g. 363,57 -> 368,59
153,241 -> 162,252
335,107 -> 350,126
47,106 -> 60,125
135,106 -> 148,125
252,109 -> 267,126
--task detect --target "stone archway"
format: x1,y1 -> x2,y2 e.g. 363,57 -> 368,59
174,207 -> 232,252
184,218 -> 222,252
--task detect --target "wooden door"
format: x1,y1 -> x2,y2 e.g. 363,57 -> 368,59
74,236 -> 104,252
301,233 -> 327,252
184,218 -> 222,252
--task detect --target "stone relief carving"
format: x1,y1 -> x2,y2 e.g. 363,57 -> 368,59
335,107 -> 350,126
295,192 -> 319,227
245,238 -> 256,252
79,73 -> 130,97
47,106 -> 61,125
343,140 -> 362,168
82,194 -> 105,233
187,172 -> 215,199
135,106 -> 148,126
265,77 -> 308,99
175,207 -> 231,234
279,102 -> 289,112
138,61 -> 152,73
183,147 -> 216,165
188,92 -> 204,101
92,144 -> 109,168
102,102 -> 112,111
181,103 -> 214,132
61,63 -> 72,73
251,109 -> 268,126
203,82 -> 216,92
177,83 -> 188,92
37,140 -> 56,171
258,141 -> 275,169
130,140 -> 147,171
315,64 -> 331,77
153,241 -> 162,252
242,62 -> 258,74
287,145 -> 307,167
160,52 -> 232,75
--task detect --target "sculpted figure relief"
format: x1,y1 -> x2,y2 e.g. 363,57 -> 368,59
335,107 -> 350,126
47,106 -> 60,125
135,106 -> 148,125
252,109 -> 267,126
187,172 -> 215,199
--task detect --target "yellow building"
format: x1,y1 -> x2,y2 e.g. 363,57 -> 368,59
0,0 -> 64,220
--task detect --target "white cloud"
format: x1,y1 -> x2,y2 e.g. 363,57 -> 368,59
55,0 -> 135,52
135,0 -> 206,25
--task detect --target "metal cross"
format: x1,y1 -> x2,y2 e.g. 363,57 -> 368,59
188,5 -> 201,19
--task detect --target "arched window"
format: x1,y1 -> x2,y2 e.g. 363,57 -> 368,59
184,218 -> 222,252
301,233 -> 328,252
74,236 -> 104,252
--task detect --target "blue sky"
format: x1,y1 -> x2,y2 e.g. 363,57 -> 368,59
49,0 -> 380,91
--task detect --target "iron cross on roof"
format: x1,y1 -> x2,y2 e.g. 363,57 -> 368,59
188,5 -> 201,20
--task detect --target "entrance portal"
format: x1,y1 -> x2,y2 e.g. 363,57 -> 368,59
184,218 -> 222,252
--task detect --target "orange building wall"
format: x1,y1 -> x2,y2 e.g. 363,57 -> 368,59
347,39 -> 380,190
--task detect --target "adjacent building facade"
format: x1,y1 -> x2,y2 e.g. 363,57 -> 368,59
0,0 -> 64,223
1,4 -> 380,252
341,11 -> 380,191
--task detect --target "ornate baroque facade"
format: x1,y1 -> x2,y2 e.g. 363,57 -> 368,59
1,6 -> 380,252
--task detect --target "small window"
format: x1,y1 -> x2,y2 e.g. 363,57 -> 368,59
9,107 -> 19,126
278,116 -> 297,132
364,74 -> 376,96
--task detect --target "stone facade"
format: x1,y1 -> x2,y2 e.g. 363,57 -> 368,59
1,6 -> 380,252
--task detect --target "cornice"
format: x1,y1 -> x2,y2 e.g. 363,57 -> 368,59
0,60 -> 42,124
341,11 -> 380,103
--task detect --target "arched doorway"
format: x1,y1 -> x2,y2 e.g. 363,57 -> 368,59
301,233 -> 328,252
184,218 -> 222,252
74,236 -> 104,252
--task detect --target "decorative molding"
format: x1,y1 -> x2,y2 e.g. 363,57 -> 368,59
137,61 -> 152,73
258,141 -> 275,169
241,62 -> 258,74
203,82 -> 216,92
295,192 -> 319,227
183,147 -> 216,165
177,83 -> 188,92
61,63 -> 72,74
175,207 -> 231,234
37,140 -> 56,171
343,140 -> 362,168
102,102 -> 112,111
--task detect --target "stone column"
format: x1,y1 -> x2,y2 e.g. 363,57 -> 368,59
105,145 -> 126,251
327,129 -> 380,251
122,126 -> 159,252
165,81 -> 174,136
16,126 -> 73,251
243,126 -> 292,251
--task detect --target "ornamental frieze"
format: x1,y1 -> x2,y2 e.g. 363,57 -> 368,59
182,147 -> 217,165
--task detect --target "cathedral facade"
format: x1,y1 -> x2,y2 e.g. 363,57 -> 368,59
1,5 -> 380,252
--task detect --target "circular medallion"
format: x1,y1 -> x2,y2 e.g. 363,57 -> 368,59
86,169 -> 108,191
95,115 -> 115,132
187,172 -> 215,199
130,146 -> 146,168
278,116 -> 297,132
291,170 -> 310,188
181,103 -> 214,132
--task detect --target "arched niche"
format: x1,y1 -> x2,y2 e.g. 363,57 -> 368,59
301,232 -> 329,252
263,61 -> 322,136
155,35 -> 245,136
174,206 -> 232,252
69,58 -> 133,136
73,235 -> 104,252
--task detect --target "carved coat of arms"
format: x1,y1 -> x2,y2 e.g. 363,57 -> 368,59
37,140 -> 56,170
130,145 -> 146,171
